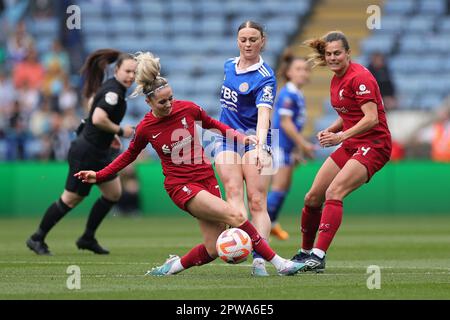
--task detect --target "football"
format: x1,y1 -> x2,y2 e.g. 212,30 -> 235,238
216,228 -> 252,264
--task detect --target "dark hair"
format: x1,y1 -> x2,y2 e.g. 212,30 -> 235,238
304,31 -> 350,68
237,20 -> 265,38
80,49 -> 134,98
277,47 -> 309,81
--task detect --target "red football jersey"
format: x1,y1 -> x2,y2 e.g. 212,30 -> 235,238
96,100 -> 245,187
330,62 -> 391,149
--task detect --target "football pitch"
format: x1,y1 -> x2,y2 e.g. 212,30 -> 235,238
0,214 -> 449,300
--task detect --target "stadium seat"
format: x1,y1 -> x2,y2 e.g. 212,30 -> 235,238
360,34 -> 396,55
417,0 -> 447,16
383,0 -> 416,15
406,16 -> 436,33
136,1 -> 165,15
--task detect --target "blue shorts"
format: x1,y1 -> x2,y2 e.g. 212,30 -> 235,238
213,137 -> 256,158
273,146 -> 295,169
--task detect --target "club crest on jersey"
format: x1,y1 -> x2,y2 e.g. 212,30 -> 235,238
356,84 -> 371,96
339,89 -> 344,100
162,144 -> 171,155
181,117 -> 188,129
261,86 -> 274,103
239,82 -> 249,92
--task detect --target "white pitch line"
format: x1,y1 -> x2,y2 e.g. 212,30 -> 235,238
0,260 -> 450,271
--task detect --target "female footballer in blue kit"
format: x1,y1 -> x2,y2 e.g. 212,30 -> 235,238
268,52 -> 315,240
214,21 -> 277,276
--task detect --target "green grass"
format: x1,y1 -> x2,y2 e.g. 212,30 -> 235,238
0,214 -> 449,300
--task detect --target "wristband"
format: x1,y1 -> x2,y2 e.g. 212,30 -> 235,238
117,127 -> 124,137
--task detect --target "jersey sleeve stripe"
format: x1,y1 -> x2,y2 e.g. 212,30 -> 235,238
258,69 -> 269,77
260,65 -> 272,77
279,109 -> 294,116
257,103 -> 273,109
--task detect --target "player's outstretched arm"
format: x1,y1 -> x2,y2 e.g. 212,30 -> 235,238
74,170 -> 97,184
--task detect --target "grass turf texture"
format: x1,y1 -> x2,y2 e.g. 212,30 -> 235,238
0,215 -> 449,300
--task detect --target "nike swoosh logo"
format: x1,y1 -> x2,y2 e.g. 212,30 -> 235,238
152,132 -> 162,139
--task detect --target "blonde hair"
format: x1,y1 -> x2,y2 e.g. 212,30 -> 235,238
130,51 -> 168,98
304,30 -> 350,68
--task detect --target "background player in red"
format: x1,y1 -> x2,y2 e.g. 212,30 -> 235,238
75,52 -> 305,276
291,31 -> 392,272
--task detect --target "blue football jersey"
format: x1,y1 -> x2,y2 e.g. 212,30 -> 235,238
272,82 -> 306,151
219,57 -> 276,137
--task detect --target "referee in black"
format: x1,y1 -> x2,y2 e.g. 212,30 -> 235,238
26,49 -> 137,255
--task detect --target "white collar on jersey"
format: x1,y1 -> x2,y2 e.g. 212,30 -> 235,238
233,56 -> 264,74
286,82 -> 304,97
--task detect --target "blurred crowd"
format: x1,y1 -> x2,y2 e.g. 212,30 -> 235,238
0,15 -> 82,161
1,1 -> 449,164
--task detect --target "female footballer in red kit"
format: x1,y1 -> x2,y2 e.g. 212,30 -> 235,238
291,31 -> 392,272
75,52 -> 305,276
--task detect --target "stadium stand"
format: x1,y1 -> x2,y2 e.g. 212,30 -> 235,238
0,0 -> 314,160
1,0 -> 448,161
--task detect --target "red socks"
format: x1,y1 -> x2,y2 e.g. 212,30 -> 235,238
238,220 -> 276,261
180,244 -> 214,269
301,205 -> 323,250
315,200 -> 343,252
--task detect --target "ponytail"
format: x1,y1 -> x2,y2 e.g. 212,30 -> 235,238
130,51 -> 168,98
80,49 -> 133,98
304,31 -> 350,68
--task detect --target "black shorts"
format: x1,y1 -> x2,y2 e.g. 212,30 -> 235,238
65,136 -> 119,197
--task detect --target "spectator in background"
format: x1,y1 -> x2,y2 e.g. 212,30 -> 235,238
413,98 -> 450,162
5,100 -> 29,160
6,20 -> 34,64
58,75 -> 78,111
42,59 -> 65,110
367,52 -> 397,111
0,70 -> 16,112
13,47 -> 45,89
29,0 -> 54,18
42,39 -> 70,74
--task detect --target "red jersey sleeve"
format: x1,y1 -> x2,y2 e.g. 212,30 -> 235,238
194,103 -> 246,143
351,72 -> 379,107
96,123 -> 149,183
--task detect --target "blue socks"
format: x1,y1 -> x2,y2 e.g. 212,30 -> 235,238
267,190 -> 287,223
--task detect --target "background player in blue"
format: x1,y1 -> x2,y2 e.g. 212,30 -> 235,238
214,21 -> 276,276
268,52 -> 316,241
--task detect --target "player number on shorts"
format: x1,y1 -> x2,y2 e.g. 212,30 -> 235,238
361,146 -> 371,156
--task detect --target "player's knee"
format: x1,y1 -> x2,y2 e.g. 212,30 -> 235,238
325,186 -> 344,201
304,192 -> 322,208
103,190 -> 122,202
224,184 -> 243,201
62,194 -> 83,208
247,192 -> 265,213
227,209 -> 246,227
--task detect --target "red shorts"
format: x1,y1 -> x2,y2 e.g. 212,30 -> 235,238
330,145 -> 391,182
165,175 -> 222,211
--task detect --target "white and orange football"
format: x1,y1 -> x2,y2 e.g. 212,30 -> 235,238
216,228 -> 252,264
